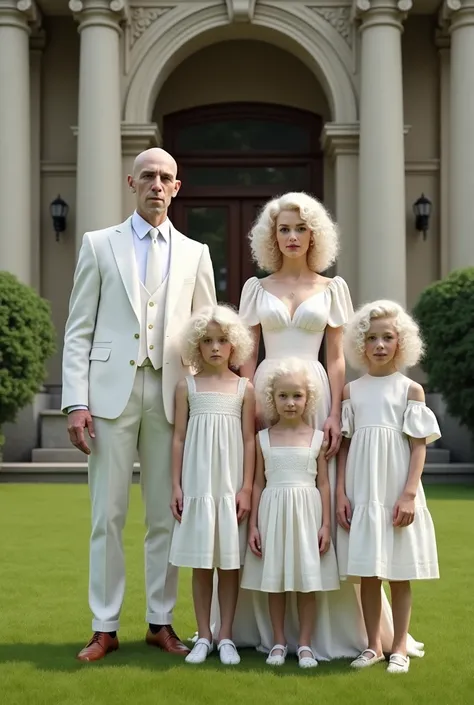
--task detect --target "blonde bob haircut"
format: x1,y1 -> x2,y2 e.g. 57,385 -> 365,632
249,192 -> 340,273
344,299 -> 424,372
181,304 -> 254,371
260,357 -> 321,426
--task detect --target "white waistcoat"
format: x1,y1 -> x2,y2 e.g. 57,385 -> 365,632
137,276 -> 169,369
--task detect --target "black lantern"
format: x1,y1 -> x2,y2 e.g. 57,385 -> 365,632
50,194 -> 69,242
413,193 -> 431,240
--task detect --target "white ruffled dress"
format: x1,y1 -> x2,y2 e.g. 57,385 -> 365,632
241,429 -> 339,593
170,375 -> 248,570
336,372 -> 440,582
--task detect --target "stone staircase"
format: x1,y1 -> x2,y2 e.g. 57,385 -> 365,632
1,392 -> 474,483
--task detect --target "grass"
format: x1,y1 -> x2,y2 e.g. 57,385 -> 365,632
0,484 -> 472,705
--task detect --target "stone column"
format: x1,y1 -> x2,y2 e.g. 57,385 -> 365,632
441,0 -> 474,269
30,28 -> 46,291
436,29 -> 450,277
321,124 -> 360,303
355,0 -> 411,306
70,0 -> 127,252
0,1 -> 39,284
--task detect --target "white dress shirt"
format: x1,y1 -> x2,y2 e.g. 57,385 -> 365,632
68,212 -> 171,413
132,210 -> 171,284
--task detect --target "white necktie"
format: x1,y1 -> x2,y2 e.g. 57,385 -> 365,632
145,227 -> 162,293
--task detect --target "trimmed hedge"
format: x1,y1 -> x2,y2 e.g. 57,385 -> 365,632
0,272 -> 56,450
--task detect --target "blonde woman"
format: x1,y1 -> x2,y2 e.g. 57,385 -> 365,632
228,193 -> 424,661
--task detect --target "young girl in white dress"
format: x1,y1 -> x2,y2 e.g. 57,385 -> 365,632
170,304 -> 256,666
242,358 -> 340,669
336,300 -> 440,674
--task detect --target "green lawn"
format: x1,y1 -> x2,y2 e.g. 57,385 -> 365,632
0,484 -> 472,705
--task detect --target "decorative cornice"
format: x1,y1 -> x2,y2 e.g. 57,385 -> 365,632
309,6 -> 352,46
225,0 -> 257,22
321,123 -> 359,158
121,122 -> 161,154
405,160 -> 440,174
129,6 -> 174,48
69,0 -> 130,26
0,1 -> 42,31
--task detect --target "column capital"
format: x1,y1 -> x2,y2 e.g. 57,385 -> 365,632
321,123 -> 360,160
0,0 -> 42,33
352,0 -> 412,29
439,0 -> 474,32
120,123 -> 161,156
69,0 -> 130,31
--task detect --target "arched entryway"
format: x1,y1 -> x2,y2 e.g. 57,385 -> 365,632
165,103 -> 323,305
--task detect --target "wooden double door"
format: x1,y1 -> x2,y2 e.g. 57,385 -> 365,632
172,198 -> 263,305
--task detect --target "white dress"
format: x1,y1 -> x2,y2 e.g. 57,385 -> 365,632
336,372 -> 440,582
241,429 -> 339,593
170,375 -> 248,570
207,275 -> 423,660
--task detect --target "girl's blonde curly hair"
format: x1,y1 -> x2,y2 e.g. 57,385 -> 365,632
344,299 -> 424,372
181,304 -> 254,371
259,358 -> 321,425
249,192 -> 339,273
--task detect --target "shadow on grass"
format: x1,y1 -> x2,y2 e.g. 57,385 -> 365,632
0,642 -> 355,677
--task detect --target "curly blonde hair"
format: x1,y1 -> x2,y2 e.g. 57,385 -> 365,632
259,358 -> 321,425
249,192 -> 339,273
344,300 -> 424,372
181,304 -> 254,371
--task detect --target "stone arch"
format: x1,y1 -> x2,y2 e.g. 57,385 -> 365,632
123,3 -> 358,124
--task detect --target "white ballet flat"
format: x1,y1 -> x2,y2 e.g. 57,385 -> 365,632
387,653 -> 410,674
185,637 -> 213,664
266,644 -> 288,666
350,649 -> 385,669
407,645 -> 425,658
218,639 -> 240,665
297,645 -> 318,669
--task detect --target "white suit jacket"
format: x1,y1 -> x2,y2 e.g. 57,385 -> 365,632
61,216 -> 216,423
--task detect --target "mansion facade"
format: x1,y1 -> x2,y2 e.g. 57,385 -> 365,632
1,0 -> 474,461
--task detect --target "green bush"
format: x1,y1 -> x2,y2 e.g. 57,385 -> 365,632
413,267 -> 474,434
0,272 -> 57,450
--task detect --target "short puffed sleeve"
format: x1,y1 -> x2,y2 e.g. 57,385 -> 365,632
402,401 -> 441,445
341,399 -> 354,439
327,276 -> 354,328
239,277 -> 260,326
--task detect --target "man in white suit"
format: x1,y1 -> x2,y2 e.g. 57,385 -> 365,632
62,148 -> 216,661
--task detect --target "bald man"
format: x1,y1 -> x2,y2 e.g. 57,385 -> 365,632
62,148 -> 216,661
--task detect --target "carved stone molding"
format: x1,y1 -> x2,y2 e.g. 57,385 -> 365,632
0,1 -> 42,31
225,0 -> 257,22
321,123 -> 359,159
129,6 -> 174,47
121,122 -> 161,154
309,6 -> 352,47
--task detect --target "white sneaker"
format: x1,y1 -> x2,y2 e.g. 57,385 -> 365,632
266,644 -> 287,666
185,637 -> 213,664
218,639 -> 240,665
387,653 -> 410,674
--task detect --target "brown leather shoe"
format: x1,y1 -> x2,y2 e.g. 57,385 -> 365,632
77,632 -> 119,662
146,626 -> 190,655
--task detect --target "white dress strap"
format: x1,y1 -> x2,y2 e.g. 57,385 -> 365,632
258,428 -> 271,458
237,376 -> 248,400
185,375 -> 196,394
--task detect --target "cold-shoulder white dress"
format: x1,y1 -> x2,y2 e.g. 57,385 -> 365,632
336,373 -> 440,582
210,275 -> 424,660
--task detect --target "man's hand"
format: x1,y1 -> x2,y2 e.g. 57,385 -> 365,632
67,410 -> 95,455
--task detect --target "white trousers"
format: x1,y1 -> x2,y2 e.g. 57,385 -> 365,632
88,367 -> 177,632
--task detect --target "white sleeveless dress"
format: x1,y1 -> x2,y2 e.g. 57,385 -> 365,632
206,275 -> 423,660
170,376 -> 248,570
336,372 -> 440,582
241,429 -> 339,593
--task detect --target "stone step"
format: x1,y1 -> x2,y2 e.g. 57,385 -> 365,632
2,462 -> 473,484
426,447 -> 450,463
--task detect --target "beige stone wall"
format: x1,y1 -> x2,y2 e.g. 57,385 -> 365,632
40,17 -> 79,385
155,40 -> 331,124
402,16 -> 441,310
